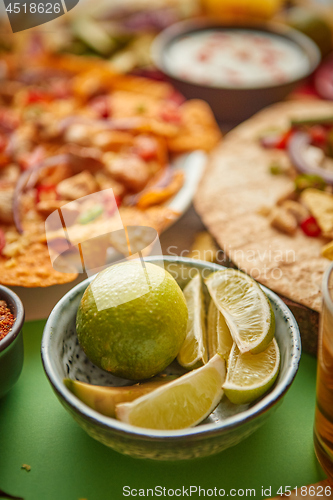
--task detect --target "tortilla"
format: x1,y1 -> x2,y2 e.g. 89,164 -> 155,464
195,100 -> 333,314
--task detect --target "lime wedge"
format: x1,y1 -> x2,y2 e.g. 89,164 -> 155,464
223,338 -> 280,405
205,269 -> 275,354
116,354 -> 225,430
177,273 -> 208,369
64,377 -> 174,418
207,300 -> 233,360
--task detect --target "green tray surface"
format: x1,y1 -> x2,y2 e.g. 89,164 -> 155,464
0,320 -> 326,500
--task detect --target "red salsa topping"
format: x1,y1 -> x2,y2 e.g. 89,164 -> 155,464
0,300 -> 15,341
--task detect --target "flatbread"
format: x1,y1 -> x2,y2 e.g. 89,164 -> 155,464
195,100 -> 333,313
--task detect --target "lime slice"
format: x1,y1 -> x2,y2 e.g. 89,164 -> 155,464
177,273 -> 208,369
205,269 -> 275,354
116,354 -> 225,430
64,377 -> 174,418
207,300 -> 233,360
223,338 -> 280,405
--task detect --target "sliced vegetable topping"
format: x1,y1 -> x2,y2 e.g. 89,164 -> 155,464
269,162 -> 285,175
36,184 -> 58,203
78,204 -> 104,225
294,174 -> 326,193
89,95 -> 110,119
300,216 -> 321,237
288,131 -> 333,184
159,102 -> 182,124
0,229 -> 6,254
308,125 -> 328,147
290,116 -> 333,127
25,89 -> 53,106
260,129 -> 293,150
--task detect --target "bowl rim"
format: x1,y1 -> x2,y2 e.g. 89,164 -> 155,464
0,285 -> 25,353
314,53 -> 333,100
151,18 -> 321,91
41,256 -> 301,440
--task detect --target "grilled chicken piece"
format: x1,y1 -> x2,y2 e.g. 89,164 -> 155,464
36,199 -> 69,218
94,171 -> 125,197
56,171 -> 98,200
0,164 -> 20,184
104,154 -> 150,193
0,188 -> 14,224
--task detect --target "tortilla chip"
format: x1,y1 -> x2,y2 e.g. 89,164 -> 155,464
110,75 -> 173,100
119,206 -> 179,235
167,100 -> 222,153
0,242 -> 78,287
109,91 -> 179,138
42,206 -> 177,276
136,171 -> 184,209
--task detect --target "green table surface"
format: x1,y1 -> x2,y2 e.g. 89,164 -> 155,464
0,320 -> 327,500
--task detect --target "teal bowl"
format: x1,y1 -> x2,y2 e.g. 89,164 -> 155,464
0,285 -> 25,399
41,257 -> 301,460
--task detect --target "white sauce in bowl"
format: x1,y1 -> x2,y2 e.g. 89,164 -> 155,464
165,29 -> 310,88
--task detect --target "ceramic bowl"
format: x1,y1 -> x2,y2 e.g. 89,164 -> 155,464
151,20 -> 321,125
41,256 -> 301,460
0,285 -> 25,399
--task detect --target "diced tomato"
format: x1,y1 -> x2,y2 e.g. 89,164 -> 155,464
103,192 -> 122,216
0,135 -> 7,153
25,89 -> 52,105
168,90 -> 185,106
309,125 -> 328,146
19,146 -> 45,171
300,216 -> 321,237
90,96 -> 110,120
134,136 -> 158,161
260,129 -> 293,150
0,229 -> 6,255
0,109 -> 19,132
36,184 -> 58,203
159,102 -> 182,124
275,129 -> 293,149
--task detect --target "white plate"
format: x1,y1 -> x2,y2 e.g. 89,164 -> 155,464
10,151 -> 207,321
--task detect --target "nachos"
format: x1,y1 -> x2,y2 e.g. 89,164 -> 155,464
0,47 -> 221,286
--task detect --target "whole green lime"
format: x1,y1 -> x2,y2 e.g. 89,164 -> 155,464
76,262 -> 188,380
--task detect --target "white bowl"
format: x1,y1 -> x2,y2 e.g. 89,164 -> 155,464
41,256 -> 301,460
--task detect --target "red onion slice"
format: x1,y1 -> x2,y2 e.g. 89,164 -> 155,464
13,154 -> 70,234
287,131 -> 333,184
58,116 -> 144,134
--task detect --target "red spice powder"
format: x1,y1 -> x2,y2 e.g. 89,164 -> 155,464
0,300 -> 15,341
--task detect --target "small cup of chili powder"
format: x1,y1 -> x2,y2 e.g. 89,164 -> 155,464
0,285 -> 25,399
